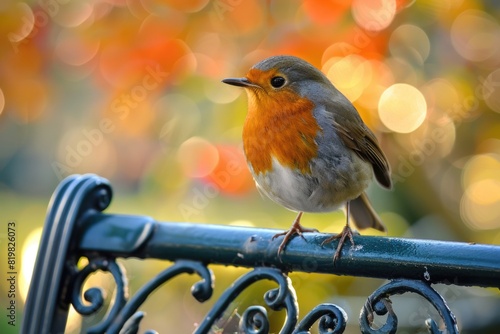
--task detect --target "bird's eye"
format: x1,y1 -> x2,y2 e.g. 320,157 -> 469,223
270,76 -> 286,88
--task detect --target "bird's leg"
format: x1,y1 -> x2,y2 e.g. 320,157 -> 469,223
272,212 -> 318,256
321,201 -> 356,264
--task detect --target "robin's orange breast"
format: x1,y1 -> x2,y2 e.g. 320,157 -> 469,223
242,88 -> 322,175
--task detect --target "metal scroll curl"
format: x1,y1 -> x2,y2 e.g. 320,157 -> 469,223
71,258 -> 214,334
109,260 -> 214,334
359,279 -> 459,334
195,267 -> 299,334
293,303 -> 348,334
239,306 -> 270,334
71,257 -> 128,334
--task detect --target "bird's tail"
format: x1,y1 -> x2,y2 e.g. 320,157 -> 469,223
349,192 -> 386,232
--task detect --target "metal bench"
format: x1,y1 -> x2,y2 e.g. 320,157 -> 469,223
22,174 -> 500,333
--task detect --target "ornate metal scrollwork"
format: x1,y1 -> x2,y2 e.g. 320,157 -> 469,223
195,267 -> 299,334
293,303 -> 348,334
71,260 -> 462,334
71,259 -> 213,334
109,260 -> 214,333
71,261 -> 353,334
360,279 -> 459,334
71,257 -> 128,334
239,306 -> 270,334
70,261 -> 461,334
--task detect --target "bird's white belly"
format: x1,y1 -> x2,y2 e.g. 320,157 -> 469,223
250,155 -> 372,213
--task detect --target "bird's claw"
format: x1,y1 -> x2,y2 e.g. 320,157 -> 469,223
321,225 -> 356,264
273,224 -> 318,258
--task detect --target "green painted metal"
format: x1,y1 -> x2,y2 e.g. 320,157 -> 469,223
22,174 -> 500,333
79,212 -> 500,288
22,174 -> 113,334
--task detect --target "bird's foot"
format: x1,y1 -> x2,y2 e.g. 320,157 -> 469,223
321,225 -> 356,264
272,213 -> 318,257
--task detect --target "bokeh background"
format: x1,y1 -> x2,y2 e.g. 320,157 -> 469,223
1,0 -> 500,333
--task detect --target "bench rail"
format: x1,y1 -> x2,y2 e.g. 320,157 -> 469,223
22,174 -> 500,333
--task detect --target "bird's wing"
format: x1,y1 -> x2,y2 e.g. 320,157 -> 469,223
331,109 -> 392,189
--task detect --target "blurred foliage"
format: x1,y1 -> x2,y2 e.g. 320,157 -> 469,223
1,0 -> 500,333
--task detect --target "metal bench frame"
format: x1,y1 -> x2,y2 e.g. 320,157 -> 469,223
22,174 -> 500,333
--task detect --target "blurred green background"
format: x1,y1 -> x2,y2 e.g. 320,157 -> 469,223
1,0 -> 500,333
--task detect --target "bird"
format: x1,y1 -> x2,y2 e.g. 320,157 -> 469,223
222,55 -> 392,263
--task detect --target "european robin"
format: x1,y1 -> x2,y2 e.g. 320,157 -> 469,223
222,55 -> 392,262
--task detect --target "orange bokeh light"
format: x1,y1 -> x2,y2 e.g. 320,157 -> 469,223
303,0 -> 351,25
352,0 -> 396,32
205,145 -> 254,195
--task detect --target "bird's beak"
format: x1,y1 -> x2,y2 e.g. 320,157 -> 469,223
222,77 -> 260,88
